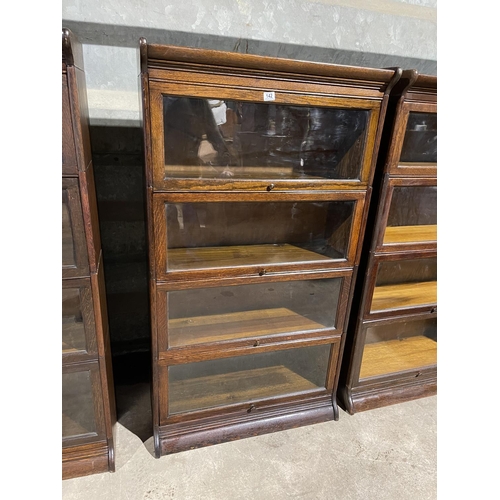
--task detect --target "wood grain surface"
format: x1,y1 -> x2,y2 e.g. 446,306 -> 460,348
359,336 -> 437,379
371,281 -> 437,312
383,224 -> 437,244
169,307 -> 327,347
169,365 -> 319,414
168,244 -> 334,271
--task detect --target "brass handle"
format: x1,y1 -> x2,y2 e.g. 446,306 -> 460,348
259,269 -> 267,276
253,340 -> 260,347
266,184 -> 275,191
431,307 -> 437,314
247,404 -> 256,413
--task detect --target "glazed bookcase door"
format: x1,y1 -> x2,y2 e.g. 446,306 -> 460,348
388,102 -> 437,177
159,340 -> 339,423
354,315 -> 437,385
62,279 -> 98,363
156,270 -> 351,351
62,361 -> 106,447
149,83 -> 382,191
364,252 -> 437,320
62,178 -> 89,278
153,192 -> 365,281
376,177 -> 437,251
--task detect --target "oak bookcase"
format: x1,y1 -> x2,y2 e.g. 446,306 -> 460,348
62,28 -> 116,478
139,40 -> 401,456
338,71 -> 437,413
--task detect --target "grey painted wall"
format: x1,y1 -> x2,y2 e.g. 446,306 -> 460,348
63,0 -> 437,126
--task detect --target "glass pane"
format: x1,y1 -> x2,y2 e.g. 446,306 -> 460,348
62,190 -> 75,267
358,317 -> 437,381
400,112 -> 437,163
163,96 -> 369,180
62,288 -> 87,354
168,278 -> 341,347
383,186 -> 437,245
62,371 -> 97,439
168,344 -> 330,415
166,201 -> 354,271
370,257 -> 437,313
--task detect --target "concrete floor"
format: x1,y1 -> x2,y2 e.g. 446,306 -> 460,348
63,384 -> 436,500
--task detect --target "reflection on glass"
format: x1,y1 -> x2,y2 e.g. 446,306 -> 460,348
166,201 -> 354,271
168,344 -> 330,414
62,191 -> 75,267
400,112 -> 437,163
62,371 -> 96,438
358,318 -> 437,380
168,279 -> 341,347
163,96 -> 369,180
62,288 -> 87,353
383,186 -> 437,245
370,258 -> 437,313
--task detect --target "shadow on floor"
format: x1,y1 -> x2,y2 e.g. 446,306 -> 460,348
113,351 -> 153,443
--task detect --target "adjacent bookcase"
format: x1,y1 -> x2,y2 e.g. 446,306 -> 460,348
338,71 -> 437,413
62,28 -> 116,478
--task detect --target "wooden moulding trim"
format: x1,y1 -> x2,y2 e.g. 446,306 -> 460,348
62,440 -> 108,462
158,334 -> 341,365
394,69 -> 419,99
154,190 -> 366,202
413,74 -> 437,90
62,441 -> 110,480
158,396 -> 334,455
336,384 -> 354,415
383,68 -> 403,97
405,73 -> 437,104
153,180 -> 368,193
156,267 -> 353,291
146,44 -> 396,87
349,377 -> 436,413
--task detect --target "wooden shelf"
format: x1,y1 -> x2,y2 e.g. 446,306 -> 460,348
383,225 -> 437,245
169,365 -> 319,415
165,164 -> 295,178
359,336 -> 437,379
163,164 -> 327,180
371,281 -> 437,312
169,307 -> 327,347
168,243 -> 334,271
